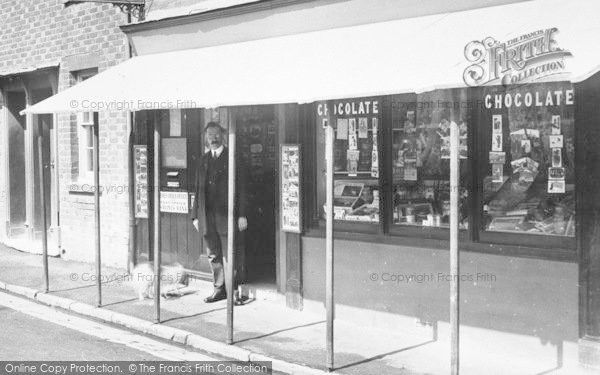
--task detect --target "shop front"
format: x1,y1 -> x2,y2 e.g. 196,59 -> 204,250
21,0 -> 600,369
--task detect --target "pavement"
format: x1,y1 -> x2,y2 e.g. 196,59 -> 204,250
0,243 -> 597,375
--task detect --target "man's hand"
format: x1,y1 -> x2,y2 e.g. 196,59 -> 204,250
238,217 -> 248,231
192,219 -> 199,232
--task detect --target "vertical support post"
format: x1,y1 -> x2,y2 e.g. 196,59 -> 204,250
325,124 -> 334,371
93,112 -> 101,307
153,118 -> 161,323
450,121 -> 460,375
226,112 -> 237,345
23,85 -> 35,241
127,112 -> 136,272
37,126 -> 49,293
126,14 -> 136,274
48,72 -> 60,252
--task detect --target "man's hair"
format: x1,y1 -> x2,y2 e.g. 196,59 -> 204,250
204,121 -> 225,133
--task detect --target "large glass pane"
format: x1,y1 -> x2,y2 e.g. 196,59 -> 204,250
315,98 -> 381,223
391,89 -> 470,229
481,82 -> 575,237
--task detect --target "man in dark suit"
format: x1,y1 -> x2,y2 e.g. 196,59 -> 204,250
191,122 -> 247,303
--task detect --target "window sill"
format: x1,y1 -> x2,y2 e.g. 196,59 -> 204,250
68,180 -> 101,195
316,219 -> 380,235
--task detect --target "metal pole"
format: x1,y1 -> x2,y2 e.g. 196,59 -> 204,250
450,121 -> 460,375
37,127 -> 49,293
226,113 -> 236,345
93,112 -> 101,307
325,124 -> 334,371
127,112 -> 136,273
153,118 -> 161,323
126,14 -> 136,274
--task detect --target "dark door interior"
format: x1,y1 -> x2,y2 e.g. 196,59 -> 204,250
236,106 -> 278,283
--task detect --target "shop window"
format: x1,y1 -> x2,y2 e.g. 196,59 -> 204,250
74,69 -> 97,182
315,99 -> 381,225
480,83 -> 575,237
391,89 -> 470,229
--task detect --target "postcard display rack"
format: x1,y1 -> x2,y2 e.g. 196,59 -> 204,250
134,145 -> 149,218
326,114 -> 380,223
281,144 -> 302,232
483,88 -> 575,237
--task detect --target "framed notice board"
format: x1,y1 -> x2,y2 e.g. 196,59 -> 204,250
281,144 -> 302,233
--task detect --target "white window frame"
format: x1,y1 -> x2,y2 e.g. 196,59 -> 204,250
75,70 -> 96,183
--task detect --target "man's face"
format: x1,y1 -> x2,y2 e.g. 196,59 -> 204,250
205,127 -> 223,150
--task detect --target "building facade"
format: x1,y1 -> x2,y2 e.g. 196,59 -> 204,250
12,0 -> 600,372
0,0 -> 130,266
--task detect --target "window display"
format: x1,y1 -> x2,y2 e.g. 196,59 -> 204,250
316,98 -> 381,223
481,83 -> 575,237
325,180 -> 380,222
391,89 -> 469,228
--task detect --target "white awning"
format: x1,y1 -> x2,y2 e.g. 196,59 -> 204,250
23,0 -> 600,114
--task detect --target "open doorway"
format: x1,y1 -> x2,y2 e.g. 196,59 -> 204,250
236,106 -> 278,284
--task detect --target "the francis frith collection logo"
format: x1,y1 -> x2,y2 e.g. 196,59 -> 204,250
463,28 -> 572,86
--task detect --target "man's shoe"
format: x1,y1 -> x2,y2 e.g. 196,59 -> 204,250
204,290 -> 226,303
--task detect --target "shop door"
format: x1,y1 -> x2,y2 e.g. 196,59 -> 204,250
6,91 -> 27,237
158,110 -> 207,273
236,107 -> 278,283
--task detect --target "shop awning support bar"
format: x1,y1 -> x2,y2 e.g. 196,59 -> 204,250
450,121 -> 460,375
153,117 -> 162,323
226,112 -> 237,345
38,123 -> 49,293
325,123 -> 335,371
93,112 -> 102,307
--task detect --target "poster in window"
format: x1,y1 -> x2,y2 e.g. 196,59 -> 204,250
347,149 -> 359,176
404,163 -> 418,181
548,167 -> 565,179
336,118 -> 348,139
549,135 -> 563,148
348,118 -> 357,133
492,163 -> 504,182
281,144 -> 302,233
348,132 -> 357,150
371,150 -> 379,178
547,180 -> 565,193
489,151 -> 506,164
162,138 -> 187,168
551,115 -> 561,134
492,114 -> 502,133
551,148 -> 562,167
358,117 -> 368,138
492,133 -> 503,151
134,145 -> 148,219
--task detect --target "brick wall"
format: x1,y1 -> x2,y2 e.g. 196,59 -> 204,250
0,0 -> 131,267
